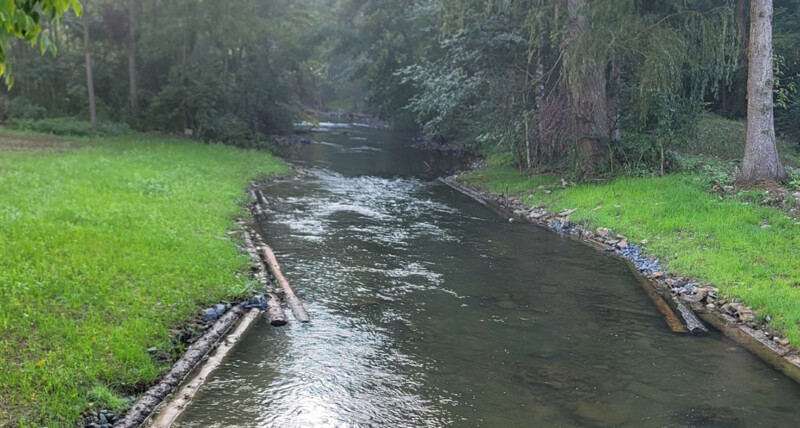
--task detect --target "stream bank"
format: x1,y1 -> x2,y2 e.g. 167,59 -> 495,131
441,174 -> 800,385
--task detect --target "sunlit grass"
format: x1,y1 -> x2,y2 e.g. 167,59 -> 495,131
460,166 -> 800,345
0,133 -> 288,426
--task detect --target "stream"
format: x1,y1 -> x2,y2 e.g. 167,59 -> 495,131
174,124 -> 800,427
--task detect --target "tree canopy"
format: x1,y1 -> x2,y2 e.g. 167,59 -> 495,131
1,0 -> 799,177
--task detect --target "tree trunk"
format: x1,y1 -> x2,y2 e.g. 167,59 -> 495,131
564,0 -> 613,174
82,3 -> 97,134
128,0 -> 138,119
739,0 -> 786,183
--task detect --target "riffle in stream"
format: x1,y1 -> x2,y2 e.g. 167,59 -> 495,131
174,124 -> 800,427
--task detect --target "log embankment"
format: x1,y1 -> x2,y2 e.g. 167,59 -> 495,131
112,186 -> 310,427
113,305 -> 246,428
439,175 -> 800,385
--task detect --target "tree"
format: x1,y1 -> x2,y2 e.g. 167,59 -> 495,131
739,0 -> 787,183
128,0 -> 138,118
81,1 -> 97,133
0,0 -> 82,85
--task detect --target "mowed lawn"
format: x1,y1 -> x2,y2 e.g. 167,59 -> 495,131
0,132 -> 288,426
460,165 -> 800,345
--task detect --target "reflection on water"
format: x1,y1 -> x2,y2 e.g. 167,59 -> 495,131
175,124 -> 800,427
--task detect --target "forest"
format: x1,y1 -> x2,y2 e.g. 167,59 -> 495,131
1,0 -> 799,179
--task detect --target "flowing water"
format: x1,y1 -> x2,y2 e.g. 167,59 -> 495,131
175,124 -> 800,427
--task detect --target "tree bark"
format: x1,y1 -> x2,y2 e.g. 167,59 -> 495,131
128,0 -> 139,119
563,0 -> 613,174
82,3 -> 97,134
739,0 -> 786,183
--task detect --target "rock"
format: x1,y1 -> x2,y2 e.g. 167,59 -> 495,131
575,402 -> 629,426
706,303 -> 715,310
697,406 -> 739,425
85,424 -> 101,428
596,227 -> 611,238
356,297 -> 380,306
775,337 -> 790,346
495,299 -> 518,309
202,308 -> 219,322
616,240 -> 628,249
98,413 -> 108,424
626,380 -> 669,403
693,288 -> 710,301
558,208 -> 577,217
737,307 -> 756,323
146,346 -> 158,354
681,293 -> 704,304
560,217 -> 570,228
651,271 -> 664,279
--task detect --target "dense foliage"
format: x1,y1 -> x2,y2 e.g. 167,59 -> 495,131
2,0 -> 326,145
2,0 -> 799,171
324,0 -> 800,176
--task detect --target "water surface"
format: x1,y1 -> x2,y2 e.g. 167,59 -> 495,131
175,124 -> 800,427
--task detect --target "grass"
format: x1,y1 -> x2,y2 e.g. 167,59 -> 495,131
460,149 -> 800,346
677,113 -> 800,166
0,130 -> 289,426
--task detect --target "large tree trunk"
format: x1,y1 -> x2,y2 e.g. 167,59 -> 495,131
128,0 -> 138,118
82,3 -> 97,134
739,0 -> 786,183
564,0 -> 613,174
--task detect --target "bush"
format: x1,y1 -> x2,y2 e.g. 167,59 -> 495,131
14,117 -> 132,137
199,114 -> 255,147
6,97 -> 47,120
611,132 -> 679,176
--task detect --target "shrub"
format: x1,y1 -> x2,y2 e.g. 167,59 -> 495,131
6,97 -> 47,120
14,117 -> 132,137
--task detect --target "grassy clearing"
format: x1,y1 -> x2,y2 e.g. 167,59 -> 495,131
460,153 -> 800,346
0,131 -> 288,426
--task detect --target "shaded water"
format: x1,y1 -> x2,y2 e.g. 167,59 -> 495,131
176,125 -> 800,427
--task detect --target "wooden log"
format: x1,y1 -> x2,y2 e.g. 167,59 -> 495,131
243,229 -> 289,327
114,306 -> 245,428
260,244 -> 311,323
637,281 -> 687,334
255,189 -> 269,208
673,298 -> 709,335
147,308 -> 260,428
265,292 -> 288,326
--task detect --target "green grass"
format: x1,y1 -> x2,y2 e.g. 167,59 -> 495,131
678,113 -> 800,166
460,164 -> 800,345
0,131 -> 289,426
